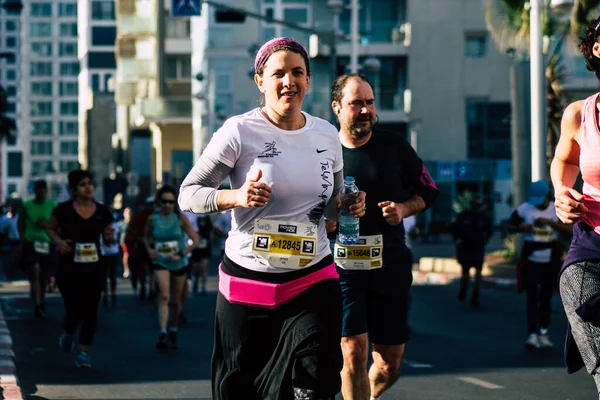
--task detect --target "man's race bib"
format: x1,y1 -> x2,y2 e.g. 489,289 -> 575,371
156,241 -> 179,256
74,242 -> 99,263
252,219 -> 318,269
334,235 -> 384,270
197,238 -> 208,249
33,241 -> 50,255
533,226 -> 554,243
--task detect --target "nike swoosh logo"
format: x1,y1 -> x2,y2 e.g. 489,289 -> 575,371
316,149 -> 327,153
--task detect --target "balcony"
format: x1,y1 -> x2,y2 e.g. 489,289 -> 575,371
117,59 -> 157,80
133,98 -> 192,125
117,15 -> 157,37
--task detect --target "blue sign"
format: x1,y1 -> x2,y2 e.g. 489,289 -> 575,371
172,0 -> 201,17
454,161 -> 472,180
437,162 -> 454,182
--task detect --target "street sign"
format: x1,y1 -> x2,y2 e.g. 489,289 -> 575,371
454,161 -> 472,180
172,0 -> 201,17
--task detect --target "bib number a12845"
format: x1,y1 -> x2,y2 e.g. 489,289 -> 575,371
252,219 -> 318,269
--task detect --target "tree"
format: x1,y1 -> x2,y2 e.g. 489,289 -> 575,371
483,0 -> 600,171
0,85 -> 16,143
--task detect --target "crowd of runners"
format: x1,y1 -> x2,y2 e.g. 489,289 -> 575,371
3,27 -> 600,399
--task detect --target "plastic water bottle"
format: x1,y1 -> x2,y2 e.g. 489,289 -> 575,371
338,176 -> 360,245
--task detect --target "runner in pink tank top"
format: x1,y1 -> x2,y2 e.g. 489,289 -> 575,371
551,16 -> 600,395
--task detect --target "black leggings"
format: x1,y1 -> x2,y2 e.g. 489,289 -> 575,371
57,264 -> 104,346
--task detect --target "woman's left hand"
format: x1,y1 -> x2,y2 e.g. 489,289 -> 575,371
104,224 -> 115,241
348,191 -> 367,218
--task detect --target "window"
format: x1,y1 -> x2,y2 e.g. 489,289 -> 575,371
60,102 -> 78,115
60,160 -> 79,172
31,160 -> 53,176
6,70 -> 16,80
166,17 -> 190,38
7,183 -> 17,194
165,55 -> 191,80
60,23 -> 78,37
6,102 -> 15,113
30,23 -> 52,37
91,27 -> 116,46
30,3 -> 52,16
59,43 -> 77,56
7,152 -> 22,177
216,73 -> 232,91
6,86 -> 16,96
59,121 -> 78,135
5,20 -> 16,32
91,1 -> 115,20
31,82 -> 53,96
31,121 -> 53,136
104,74 -> 113,92
60,62 -> 79,76
91,74 -> 100,92
30,141 -> 53,156
30,62 -> 52,76
30,102 -> 53,116
283,8 -> 307,24
5,54 -> 15,65
465,35 -> 487,58
31,42 -> 53,57
58,3 -> 77,16
261,2 -> 311,41
466,100 -> 511,159
59,82 -> 78,96
5,37 -> 16,48
60,141 -> 78,155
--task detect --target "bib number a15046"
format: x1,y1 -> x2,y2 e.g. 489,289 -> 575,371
156,241 -> 179,256
334,235 -> 383,270
252,219 -> 318,270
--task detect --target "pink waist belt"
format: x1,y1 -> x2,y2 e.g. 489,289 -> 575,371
219,263 -> 338,309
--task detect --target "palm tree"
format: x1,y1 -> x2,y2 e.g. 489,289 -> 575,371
483,0 -> 600,171
0,85 -> 16,142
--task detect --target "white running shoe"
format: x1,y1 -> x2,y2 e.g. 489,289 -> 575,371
123,270 -> 130,279
539,328 -> 553,348
525,333 -> 541,349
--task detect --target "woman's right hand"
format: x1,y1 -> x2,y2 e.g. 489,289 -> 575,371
148,249 -> 159,260
237,169 -> 272,208
57,239 -> 73,255
555,186 -> 588,224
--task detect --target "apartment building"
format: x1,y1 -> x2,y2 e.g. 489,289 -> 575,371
18,0 -> 80,200
0,5 -> 21,202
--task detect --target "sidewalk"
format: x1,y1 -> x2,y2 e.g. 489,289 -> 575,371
0,305 -> 23,400
410,233 -> 518,288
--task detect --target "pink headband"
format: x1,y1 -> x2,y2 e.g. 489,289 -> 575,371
254,37 -> 310,75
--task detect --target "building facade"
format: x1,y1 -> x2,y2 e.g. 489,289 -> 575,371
0,4 -> 22,202
18,0 -> 80,200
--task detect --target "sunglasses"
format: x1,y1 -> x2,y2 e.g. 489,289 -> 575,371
160,199 -> 176,205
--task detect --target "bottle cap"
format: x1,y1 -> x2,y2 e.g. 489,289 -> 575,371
344,176 -> 355,183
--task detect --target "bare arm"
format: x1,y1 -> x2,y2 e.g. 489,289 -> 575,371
551,100 -> 588,224
180,213 -> 200,256
46,215 -> 73,254
144,215 -> 157,259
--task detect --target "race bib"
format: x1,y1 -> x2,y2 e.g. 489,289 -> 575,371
197,238 -> 208,249
533,226 -> 554,243
252,219 -> 318,270
74,242 -> 99,263
334,235 -> 384,270
33,241 -> 50,255
156,241 -> 179,256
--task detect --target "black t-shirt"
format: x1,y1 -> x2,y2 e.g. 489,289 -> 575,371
53,200 -> 114,266
453,210 -> 492,250
341,128 -> 434,249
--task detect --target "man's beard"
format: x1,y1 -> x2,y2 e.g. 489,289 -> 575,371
349,117 -> 374,139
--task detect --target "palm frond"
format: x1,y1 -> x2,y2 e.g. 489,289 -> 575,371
569,0 -> 600,39
483,0 -> 530,54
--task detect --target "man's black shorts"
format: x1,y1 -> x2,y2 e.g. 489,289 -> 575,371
337,245 -> 413,345
21,241 -> 54,272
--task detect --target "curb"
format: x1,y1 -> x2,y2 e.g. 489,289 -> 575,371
0,309 -> 23,400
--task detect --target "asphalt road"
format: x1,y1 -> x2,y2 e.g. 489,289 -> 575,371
1,271 -> 596,400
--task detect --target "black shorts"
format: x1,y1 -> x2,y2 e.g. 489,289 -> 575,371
337,246 -> 413,345
457,248 -> 485,271
152,264 -> 189,277
21,241 -> 54,272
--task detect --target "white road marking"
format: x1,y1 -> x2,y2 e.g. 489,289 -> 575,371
403,359 -> 433,368
457,377 -> 504,389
